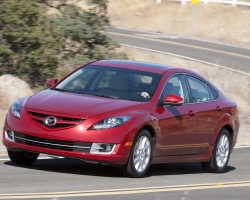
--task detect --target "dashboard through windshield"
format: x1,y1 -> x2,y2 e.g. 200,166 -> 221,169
54,65 -> 162,102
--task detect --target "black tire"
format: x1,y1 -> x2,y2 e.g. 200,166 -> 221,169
201,128 -> 231,173
8,150 -> 39,165
122,129 -> 153,178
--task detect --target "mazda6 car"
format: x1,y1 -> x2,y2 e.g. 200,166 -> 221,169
2,60 -> 239,178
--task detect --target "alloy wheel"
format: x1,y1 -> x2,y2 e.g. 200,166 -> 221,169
216,134 -> 230,168
133,136 -> 151,173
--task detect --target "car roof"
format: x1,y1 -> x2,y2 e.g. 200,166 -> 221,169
90,60 -> 172,74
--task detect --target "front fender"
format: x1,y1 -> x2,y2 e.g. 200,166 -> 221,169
131,111 -> 160,156
18,96 -> 30,108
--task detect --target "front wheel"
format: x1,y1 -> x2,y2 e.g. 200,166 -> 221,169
122,129 -> 153,178
8,150 -> 39,165
201,129 -> 231,173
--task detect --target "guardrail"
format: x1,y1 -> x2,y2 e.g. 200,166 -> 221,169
156,0 -> 250,6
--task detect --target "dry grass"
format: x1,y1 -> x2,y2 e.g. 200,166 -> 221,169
48,0 -> 250,45
108,0 -> 250,46
120,46 -> 250,146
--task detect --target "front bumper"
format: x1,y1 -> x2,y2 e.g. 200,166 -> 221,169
3,139 -> 129,164
2,109 -> 138,165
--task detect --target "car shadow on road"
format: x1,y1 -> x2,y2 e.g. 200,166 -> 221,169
3,158 -> 235,178
147,162 -> 235,177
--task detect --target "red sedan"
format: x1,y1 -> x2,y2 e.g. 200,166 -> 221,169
2,60 -> 239,178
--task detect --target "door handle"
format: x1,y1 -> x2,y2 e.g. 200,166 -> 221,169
216,106 -> 222,112
189,110 -> 196,116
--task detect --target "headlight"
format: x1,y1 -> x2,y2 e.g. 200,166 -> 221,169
91,116 -> 132,130
11,100 -> 21,119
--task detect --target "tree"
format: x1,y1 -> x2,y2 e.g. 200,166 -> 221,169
41,0 -> 126,73
0,0 -> 61,87
0,0 -> 126,87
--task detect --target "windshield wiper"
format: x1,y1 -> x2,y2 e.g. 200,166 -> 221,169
90,93 -> 118,99
51,88 -> 71,93
117,96 -> 131,100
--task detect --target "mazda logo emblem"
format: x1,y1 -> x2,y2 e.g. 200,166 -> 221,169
45,116 -> 57,126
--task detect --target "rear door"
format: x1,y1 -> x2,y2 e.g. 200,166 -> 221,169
185,75 -> 221,154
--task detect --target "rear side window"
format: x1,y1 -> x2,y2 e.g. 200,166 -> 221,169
186,76 -> 210,103
210,85 -> 219,99
207,85 -> 215,100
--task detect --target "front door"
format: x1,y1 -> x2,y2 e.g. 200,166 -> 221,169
156,74 -> 196,156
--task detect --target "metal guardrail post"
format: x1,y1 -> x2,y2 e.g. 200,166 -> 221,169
232,0 -> 237,6
157,0 -> 250,6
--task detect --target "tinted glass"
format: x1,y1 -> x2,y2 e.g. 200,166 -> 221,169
187,76 -> 210,102
162,74 -> 188,103
210,85 -> 219,99
55,65 -> 162,102
207,84 -> 215,100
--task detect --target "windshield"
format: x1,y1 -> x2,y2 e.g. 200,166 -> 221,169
54,65 -> 162,102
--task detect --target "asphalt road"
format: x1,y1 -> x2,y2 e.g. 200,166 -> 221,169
1,28 -> 250,200
106,27 -> 250,73
0,147 -> 249,199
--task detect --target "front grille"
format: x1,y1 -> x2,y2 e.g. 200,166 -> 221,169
14,132 -> 92,153
28,111 -> 84,129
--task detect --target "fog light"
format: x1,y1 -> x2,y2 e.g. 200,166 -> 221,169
5,128 -> 15,142
100,144 -> 112,152
90,143 -> 115,154
106,145 -> 112,152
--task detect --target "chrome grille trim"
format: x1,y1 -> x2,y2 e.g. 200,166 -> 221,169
14,136 -> 91,149
27,111 -> 85,129
12,131 -> 92,153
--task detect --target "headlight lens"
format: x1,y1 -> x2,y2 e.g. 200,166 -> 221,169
91,116 -> 132,130
11,100 -> 21,119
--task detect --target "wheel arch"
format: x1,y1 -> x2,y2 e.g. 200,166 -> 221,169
222,124 -> 233,139
137,125 -> 157,157
140,125 -> 156,140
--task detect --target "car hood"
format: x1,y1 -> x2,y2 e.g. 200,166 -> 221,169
25,90 -> 141,118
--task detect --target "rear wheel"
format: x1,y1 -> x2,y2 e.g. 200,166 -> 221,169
8,150 -> 39,165
122,129 -> 153,178
201,129 -> 231,173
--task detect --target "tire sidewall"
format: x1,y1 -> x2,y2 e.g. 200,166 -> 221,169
127,129 -> 153,178
211,129 -> 231,173
8,150 -> 39,165
21,152 -> 39,164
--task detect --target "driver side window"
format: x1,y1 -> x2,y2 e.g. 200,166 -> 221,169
162,74 -> 188,103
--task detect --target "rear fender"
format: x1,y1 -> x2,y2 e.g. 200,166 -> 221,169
212,113 -> 236,151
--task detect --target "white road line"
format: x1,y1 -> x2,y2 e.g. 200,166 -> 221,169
1,180 -> 250,199
181,36 -> 250,51
112,27 -> 250,50
134,33 -> 178,39
234,146 -> 250,149
121,44 -> 250,76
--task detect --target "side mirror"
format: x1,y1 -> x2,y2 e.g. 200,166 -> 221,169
164,94 -> 184,106
46,78 -> 58,88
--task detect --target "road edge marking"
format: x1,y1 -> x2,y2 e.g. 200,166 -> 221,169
1,180 -> 250,199
111,27 -> 250,51
107,32 -> 250,60
121,44 -> 250,76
